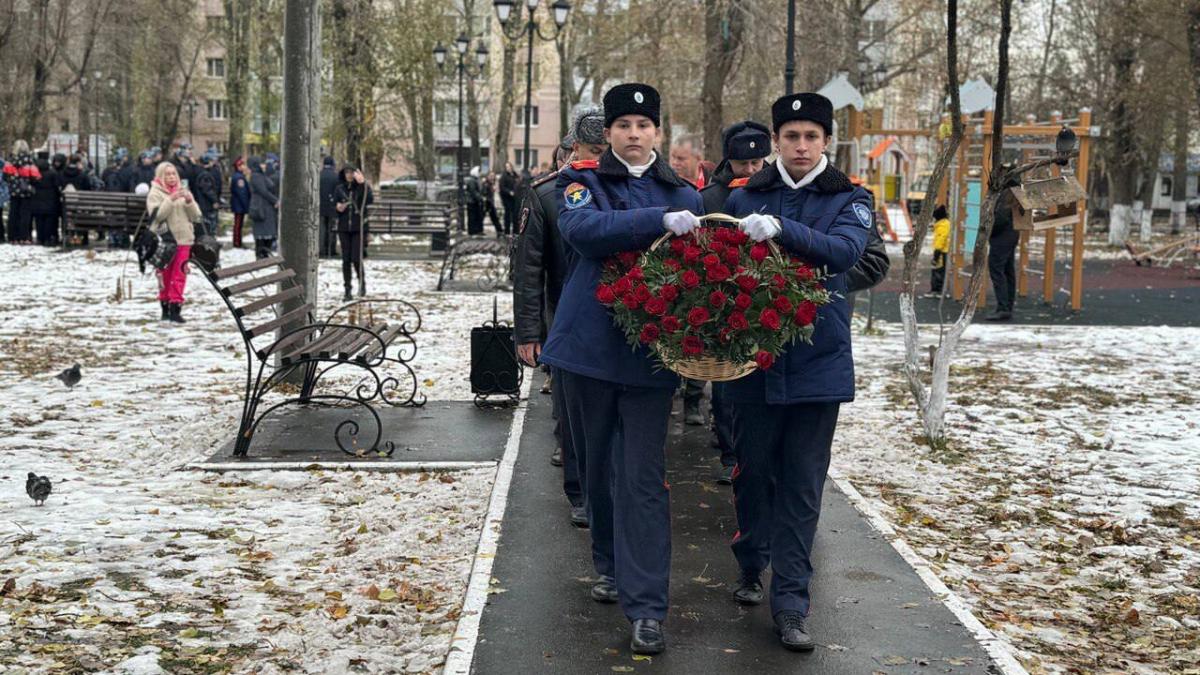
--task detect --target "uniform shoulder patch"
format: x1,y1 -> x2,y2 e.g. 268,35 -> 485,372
563,182 -> 592,209
728,177 -> 749,188
570,159 -> 599,170
852,202 -> 874,228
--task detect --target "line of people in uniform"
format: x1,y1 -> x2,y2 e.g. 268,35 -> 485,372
512,83 -> 890,656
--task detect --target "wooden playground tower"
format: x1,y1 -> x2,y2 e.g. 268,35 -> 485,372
846,107 -> 1095,311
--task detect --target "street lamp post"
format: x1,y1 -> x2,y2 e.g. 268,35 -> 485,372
185,97 -> 198,146
434,34 -> 489,233
493,0 -> 571,174
80,70 -> 115,170
785,0 -> 796,94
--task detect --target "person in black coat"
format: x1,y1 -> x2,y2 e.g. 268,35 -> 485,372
499,162 -> 520,234
985,177 -> 1020,321
4,144 -> 39,243
101,149 -> 129,192
192,156 -> 220,236
30,156 -> 61,246
247,156 -> 279,259
318,156 -> 339,258
482,173 -> 502,236
334,165 -> 374,300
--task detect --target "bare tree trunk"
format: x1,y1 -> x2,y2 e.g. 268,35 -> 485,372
1135,121 -> 1164,243
1189,1 -> 1200,106
700,0 -> 745,157
466,73 -> 482,170
225,0 -> 251,159
492,25 -> 518,169
278,0 -> 321,358
1170,102 -> 1189,235
1107,2 -> 1140,245
1033,0 -> 1057,118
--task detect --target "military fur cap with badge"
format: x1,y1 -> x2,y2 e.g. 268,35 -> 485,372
603,83 -> 661,126
771,93 -> 834,135
723,120 -> 771,160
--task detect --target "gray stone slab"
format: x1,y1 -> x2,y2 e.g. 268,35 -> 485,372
207,401 -> 513,464
472,375 -> 998,673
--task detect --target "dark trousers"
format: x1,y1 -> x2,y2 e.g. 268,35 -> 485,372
550,367 -> 583,507
501,195 -> 517,234
320,215 -> 337,257
486,200 -> 501,236
7,199 -> 32,242
557,369 -> 673,621
987,229 -> 1019,312
930,250 -> 946,293
729,401 -> 840,617
467,202 -> 484,235
339,231 -> 364,288
0,206 -> 4,241
255,237 -> 276,260
710,384 -> 736,467
682,377 -> 704,405
201,211 -> 218,237
232,213 -> 245,247
34,213 -> 58,245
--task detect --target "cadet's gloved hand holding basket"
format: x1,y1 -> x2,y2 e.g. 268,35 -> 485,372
597,214 -> 833,382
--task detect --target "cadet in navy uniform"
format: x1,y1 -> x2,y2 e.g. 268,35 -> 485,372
513,106 -> 609,529
540,83 -> 703,655
720,92 -> 872,651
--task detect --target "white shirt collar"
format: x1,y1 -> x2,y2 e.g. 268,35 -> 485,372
777,154 -> 828,190
615,150 -> 657,179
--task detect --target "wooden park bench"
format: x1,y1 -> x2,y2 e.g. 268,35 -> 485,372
370,195 -> 455,254
195,255 -> 427,457
436,234 -> 516,291
62,191 -> 147,245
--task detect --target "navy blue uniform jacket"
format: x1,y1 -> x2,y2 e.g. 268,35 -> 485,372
720,161 -> 872,405
539,151 -> 703,389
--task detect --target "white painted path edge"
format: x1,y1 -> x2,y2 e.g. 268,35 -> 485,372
442,376 -> 533,674
828,467 -> 1029,674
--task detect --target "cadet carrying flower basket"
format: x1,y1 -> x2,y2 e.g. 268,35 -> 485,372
596,214 -> 833,382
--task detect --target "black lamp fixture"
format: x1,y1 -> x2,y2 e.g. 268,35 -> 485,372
493,0 -> 572,172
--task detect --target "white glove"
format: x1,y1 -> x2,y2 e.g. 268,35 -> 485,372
740,213 -> 782,242
662,210 -> 701,236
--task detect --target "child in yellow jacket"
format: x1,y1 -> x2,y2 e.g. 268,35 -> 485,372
929,205 -> 950,295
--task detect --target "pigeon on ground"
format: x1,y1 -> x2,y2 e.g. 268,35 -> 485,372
55,364 -> 81,389
26,473 -> 52,506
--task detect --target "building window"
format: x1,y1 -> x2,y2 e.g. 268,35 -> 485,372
206,16 -> 225,34
434,101 -> 459,126
514,148 -> 538,168
1160,177 -> 1173,197
206,141 -> 227,156
207,99 -> 228,120
515,105 -> 539,128
206,58 -> 225,78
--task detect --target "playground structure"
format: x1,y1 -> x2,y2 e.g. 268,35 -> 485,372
843,106 -> 931,244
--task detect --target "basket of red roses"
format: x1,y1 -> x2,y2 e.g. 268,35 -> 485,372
595,214 -> 833,381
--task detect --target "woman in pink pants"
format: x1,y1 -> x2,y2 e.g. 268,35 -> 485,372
146,162 -> 201,324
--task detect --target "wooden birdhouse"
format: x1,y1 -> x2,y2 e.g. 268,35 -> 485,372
1010,176 -> 1087,231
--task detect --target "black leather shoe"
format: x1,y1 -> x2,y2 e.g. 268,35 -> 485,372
550,447 -> 563,466
984,310 -> 1013,322
733,570 -> 763,605
630,618 -> 665,655
590,576 -> 618,604
343,287 -> 353,302
774,611 -> 814,651
716,464 -> 735,485
684,400 -> 704,426
569,505 -> 589,528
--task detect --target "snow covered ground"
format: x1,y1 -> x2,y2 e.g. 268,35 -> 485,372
1,243 -> 1196,674
0,245 -> 511,674
836,319 -> 1200,674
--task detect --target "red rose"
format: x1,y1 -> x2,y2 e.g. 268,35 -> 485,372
595,284 -> 616,305
710,241 -> 727,255
683,246 -> 702,264
728,229 -> 749,245
705,264 -> 731,283
735,275 -> 758,292
617,251 -> 639,267
682,335 -> 705,356
734,292 -> 752,310
621,294 -> 640,310
773,295 -> 793,313
708,290 -> 727,308
670,238 -> 687,254
749,243 -> 770,262
718,327 -> 733,343
644,297 -> 668,316
681,269 -> 701,289
627,266 -> 645,281
687,307 -> 710,327
754,350 -> 775,370
639,322 -> 661,344
702,253 -> 721,268
727,311 -> 749,330
659,284 -> 679,301
771,273 -> 788,290
663,258 -> 682,271
612,277 -> 632,296
794,264 -> 815,282
661,315 -> 682,333
712,227 -> 731,243
794,300 -> 818,326
634,284 -> 652,302
723,247 -> 741,265
758,307 -> 781,331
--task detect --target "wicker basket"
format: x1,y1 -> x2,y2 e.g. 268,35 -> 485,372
647,213 -> 769,382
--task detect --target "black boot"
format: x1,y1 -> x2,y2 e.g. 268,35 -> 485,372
630,619 -> 665,655
343,286 -> 353,302
168,303 -> 186,324
774,611 -> 814,651
684,398 -> 704,426
358,278 -> 366,298
590,576 -> 618,604
733,569 -> 764,605
569,504 -> 589,528
160,301 -> 169,321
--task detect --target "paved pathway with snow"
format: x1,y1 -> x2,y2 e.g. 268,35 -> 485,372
469,375 -> 998,673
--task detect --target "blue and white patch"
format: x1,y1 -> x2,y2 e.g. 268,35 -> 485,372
852,202 -> 873,228
564,182 -> 592,209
